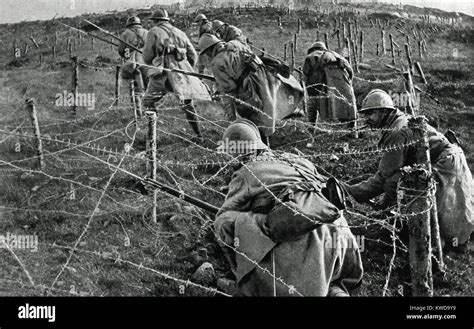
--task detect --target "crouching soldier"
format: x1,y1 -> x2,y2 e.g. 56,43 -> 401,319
344,89 -> 473,251
198,33 -> 302,147
215,119 -> 364,296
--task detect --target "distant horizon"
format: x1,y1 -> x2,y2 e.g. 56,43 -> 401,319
0,0 -> 472,24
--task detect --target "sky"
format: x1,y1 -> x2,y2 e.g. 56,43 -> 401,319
0,0 -> 472,24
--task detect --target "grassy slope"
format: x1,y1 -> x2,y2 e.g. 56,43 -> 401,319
0,4 -> 472,296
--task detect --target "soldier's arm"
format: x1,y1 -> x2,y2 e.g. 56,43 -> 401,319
214,64 -> 237,93
117,31 -> 127,58
142,31 -> 157,65
302,57 -> 311,83
347,132 -> 408,204
217,171 -> 251,216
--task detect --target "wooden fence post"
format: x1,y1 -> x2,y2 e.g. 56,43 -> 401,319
290,42 -> 295,70
25,99 -> 45,169
409,117 -> 445,273
399,164 -> 433,296
324,32 -> 329,50
403,71 -> 416,115
359,31 -> 364,62
405,43 -> 413,73
283,43 -> 287,62
414,62 -> 427,84
146,111 -> 158,224
114,65 -> 120,106
345,37 -> 351,64
381,30 -> 386,55
390,34 -> 396,64
71,56 -> 78,114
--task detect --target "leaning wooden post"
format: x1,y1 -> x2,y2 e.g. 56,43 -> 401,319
403,71 -> 416,115
114,65 -> 121,106
290,42 -> 295,70
390,34 -> 396,64
351,38 -> 359,73
399,164 -> 433,296
91,37 -> 94,51
30,36 -> 40,49
345,37 -> 351,64
293,34 -> 298,51
381,30 -> 386,55
71,56 -> 78,114
359,31 -> 364,62
324,32 -> 329,50
25,99 -> 45,169
283,43 -> 287,62
146,111 -> 158,224
277,15 -> 281,28
297,17 -> 302,34
414,62 -> 427,84
52,46 -> 56,58
405,43 -> 413,73
418,39 -> 423,59
336,29 -> 341,48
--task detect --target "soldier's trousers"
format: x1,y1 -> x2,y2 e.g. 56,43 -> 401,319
143,93 -> 202,138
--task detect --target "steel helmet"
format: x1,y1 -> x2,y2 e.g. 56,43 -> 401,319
359,89 -> 396,113
212,20 -> 225,33
217,119 -> 268,154
198,33 -> 221,54
308,41 -> 327,54
195,14 -> 208,23
150,8 -> 170,21
126,16 -> 141,27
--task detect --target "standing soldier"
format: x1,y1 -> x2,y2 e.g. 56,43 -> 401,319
198,33 -> 303,146
143,9 -> 211,141
118,16 -> 149,107
345,89 -> 473,252
194,14 -> 213,74
303,41 -> 357,128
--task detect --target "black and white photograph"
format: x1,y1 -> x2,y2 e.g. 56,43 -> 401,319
0,0 -> 472,325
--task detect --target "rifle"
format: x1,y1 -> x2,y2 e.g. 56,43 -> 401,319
83,19 -> 217,82
82,19 -> 141,53
248,43 -> 303,75
59,22 -> 120,47
143,178 -> 219,214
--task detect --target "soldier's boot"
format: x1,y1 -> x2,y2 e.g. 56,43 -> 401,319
182,100 -> 203,141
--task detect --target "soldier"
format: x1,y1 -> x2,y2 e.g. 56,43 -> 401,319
194,14 -> 213,74
143,9 -> 211,141
303,41 -> 357,128
118,16 -> 149,107
198,33 -> 302,146
215,119 -> 364,296
194,14 -> 213,38
211,20 -> 247,45
344,89 -> 473,251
